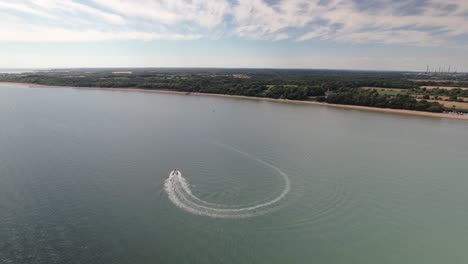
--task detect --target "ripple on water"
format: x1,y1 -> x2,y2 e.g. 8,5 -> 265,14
257,172 -> 355,234
164,144 -> 291,218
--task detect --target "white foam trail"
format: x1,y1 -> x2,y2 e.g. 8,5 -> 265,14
164,144 -> 290,218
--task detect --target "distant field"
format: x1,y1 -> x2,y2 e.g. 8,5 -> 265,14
266,84 -> 299,88
425,100 -> 468,110
232,74 -> 250,79
361,87 -> 407,96
415,95 -> 468,101
410,79 -> 462,83
363,87 -> 468,109
420,86 -> 468,90
361,87 -> 405,91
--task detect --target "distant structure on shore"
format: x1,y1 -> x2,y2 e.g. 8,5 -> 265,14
421,65 -> 465,77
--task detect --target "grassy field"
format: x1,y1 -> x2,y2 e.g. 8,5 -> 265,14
362,87 -> 468,111
415,95 -> 468,101
361,87 -> 408,96
420,86 -> 468,90
425,100 -> 468,110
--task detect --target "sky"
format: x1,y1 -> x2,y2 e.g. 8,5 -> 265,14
0,0 -> 467,71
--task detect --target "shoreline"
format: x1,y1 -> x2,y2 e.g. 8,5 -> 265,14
1,81 -> 468,121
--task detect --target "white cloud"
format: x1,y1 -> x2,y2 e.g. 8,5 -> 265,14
0,0 -> 206,42
0,19 -> 201,42
0,1 -> 55,18
334,30 -> 441,47
233,0 -> 325,39
90,0 -> 230,28
0,0 -> 467,46
296,27 -> 333,42
233,0 -> 468,46
272,33 -> 290,41
30,0 -> 126,25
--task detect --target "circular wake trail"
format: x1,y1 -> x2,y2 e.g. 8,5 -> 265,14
164,145 -> 291,218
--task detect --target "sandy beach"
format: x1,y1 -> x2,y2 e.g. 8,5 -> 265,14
2,82 -> 468,121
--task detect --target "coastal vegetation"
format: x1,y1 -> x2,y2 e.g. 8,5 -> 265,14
415,87 -> 468,98
2,68 -> 468,114
317,88 -> 444,112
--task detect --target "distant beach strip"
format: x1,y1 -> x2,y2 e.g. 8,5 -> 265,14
1,82 -> 467,121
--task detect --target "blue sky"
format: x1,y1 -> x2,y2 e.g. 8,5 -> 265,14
0,0 -> 467,71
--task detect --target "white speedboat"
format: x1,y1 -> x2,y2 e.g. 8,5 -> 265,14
170,169 -> 180,177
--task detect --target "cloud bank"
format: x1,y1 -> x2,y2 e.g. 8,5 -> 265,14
0,0 -> 467,46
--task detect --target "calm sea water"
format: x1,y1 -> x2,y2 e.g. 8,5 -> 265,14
1,84 -> 468,264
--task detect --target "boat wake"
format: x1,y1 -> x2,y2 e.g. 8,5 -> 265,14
164,144 -> 291,218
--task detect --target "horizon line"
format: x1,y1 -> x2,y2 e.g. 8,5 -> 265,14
1,66 -> 454,73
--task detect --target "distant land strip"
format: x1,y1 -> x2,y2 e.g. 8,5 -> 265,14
1,82 -> 467,121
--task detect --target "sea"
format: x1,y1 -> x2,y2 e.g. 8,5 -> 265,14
1,83 -> 467,263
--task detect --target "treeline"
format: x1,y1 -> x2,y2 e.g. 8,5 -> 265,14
0,73 -> 319,100
318,88 -> 445,112
0,69 -> 420,95
0,70 -> 451,112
